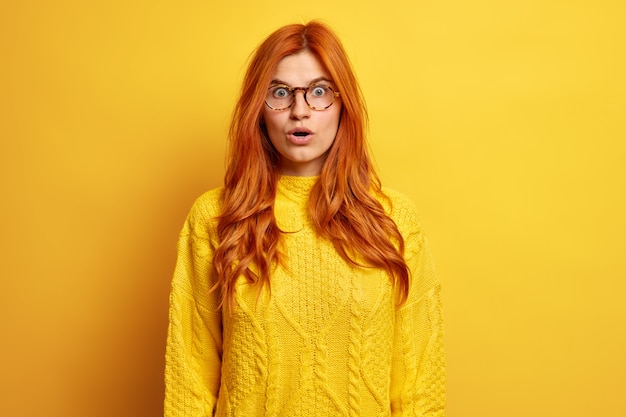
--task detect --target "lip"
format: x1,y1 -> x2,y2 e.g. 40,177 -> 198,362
287,127 -> 314,145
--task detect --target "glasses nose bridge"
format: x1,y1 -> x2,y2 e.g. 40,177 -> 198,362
290,86 -> 311,108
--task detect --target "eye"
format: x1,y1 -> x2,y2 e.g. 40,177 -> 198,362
272,86 -> 290,99
310,85 -> 328,97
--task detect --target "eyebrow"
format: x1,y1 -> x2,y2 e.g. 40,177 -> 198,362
269,77 -> 332,87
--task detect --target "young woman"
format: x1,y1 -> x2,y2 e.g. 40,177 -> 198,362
165,21 -> 446,417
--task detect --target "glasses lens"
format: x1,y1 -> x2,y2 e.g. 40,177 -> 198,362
266,86 -> 293,110
306,85 -> 335,109
265,85 -> 338,110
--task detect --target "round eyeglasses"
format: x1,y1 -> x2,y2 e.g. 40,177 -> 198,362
265,84 -> 341,111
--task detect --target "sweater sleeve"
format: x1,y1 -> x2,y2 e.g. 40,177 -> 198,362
389,198 -> 446,417
164,193 -> 223,417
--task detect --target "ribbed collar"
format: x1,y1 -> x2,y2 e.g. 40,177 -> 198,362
276,175 -> 318,201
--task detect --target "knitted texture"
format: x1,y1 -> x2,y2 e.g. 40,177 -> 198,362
164,176 -> 446,417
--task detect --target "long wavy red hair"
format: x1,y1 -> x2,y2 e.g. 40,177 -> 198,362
213,21 -> 409,307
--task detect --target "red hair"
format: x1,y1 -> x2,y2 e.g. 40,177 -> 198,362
213,21 -> 409,307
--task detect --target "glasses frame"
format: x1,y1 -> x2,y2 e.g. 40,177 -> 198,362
264,84 -> 341,111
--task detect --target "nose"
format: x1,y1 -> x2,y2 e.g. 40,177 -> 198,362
290,90 -> 311,120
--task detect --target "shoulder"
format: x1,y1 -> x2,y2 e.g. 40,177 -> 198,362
189,187 -> 223,216
379,187 -> 423,233
380,188 -> 431,269
183,187 -> 224,237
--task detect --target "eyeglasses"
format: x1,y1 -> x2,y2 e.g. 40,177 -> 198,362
265,84 -> 341,111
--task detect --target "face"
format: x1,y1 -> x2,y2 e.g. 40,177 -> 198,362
262,50 -> 342,177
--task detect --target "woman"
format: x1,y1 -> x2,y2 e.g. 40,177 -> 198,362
165,21 -> 445,417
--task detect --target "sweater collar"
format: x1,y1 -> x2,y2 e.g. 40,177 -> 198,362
277,175 -> 318,201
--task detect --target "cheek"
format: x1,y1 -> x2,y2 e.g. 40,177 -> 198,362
326,107 -> 342,133
262,111 -> 283,135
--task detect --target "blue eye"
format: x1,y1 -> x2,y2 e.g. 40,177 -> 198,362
310,86 -> 327,97
272,87 -> 290,99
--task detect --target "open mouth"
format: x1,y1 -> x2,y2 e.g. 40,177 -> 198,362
288,128 -> 313,143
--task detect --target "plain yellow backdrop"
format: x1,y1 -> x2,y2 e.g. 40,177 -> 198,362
1,1 -> 624,416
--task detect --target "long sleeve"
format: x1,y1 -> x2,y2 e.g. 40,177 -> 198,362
389,195 -> 446,417
164,191 -> 223,416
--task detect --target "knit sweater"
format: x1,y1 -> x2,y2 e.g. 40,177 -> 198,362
164,176 -> 445,417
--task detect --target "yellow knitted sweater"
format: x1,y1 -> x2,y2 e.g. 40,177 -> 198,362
164,176 -> 445,417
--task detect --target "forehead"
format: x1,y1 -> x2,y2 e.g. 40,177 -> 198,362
271,50 -> 330,85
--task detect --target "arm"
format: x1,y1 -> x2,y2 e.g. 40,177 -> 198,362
164,194 -> 223,416
390,206 -> 446,417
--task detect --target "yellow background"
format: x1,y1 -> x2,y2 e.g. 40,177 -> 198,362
1,1 -> 624,416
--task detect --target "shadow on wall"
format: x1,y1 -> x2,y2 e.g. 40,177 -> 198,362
67,131 -> 225,417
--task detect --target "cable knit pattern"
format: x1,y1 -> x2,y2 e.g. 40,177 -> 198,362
164,176 -> 446,417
